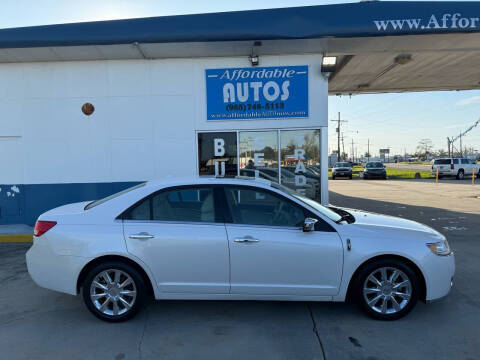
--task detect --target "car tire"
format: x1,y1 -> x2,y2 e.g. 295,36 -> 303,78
353,258 -> 419,321
332,175 -> 336,180
457,170 -> 464,180
349,174 -> 353,179
82,261 -> 148,322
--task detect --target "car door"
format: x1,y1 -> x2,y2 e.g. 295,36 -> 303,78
222,185 -> 343,296
461,159 -> 472,174
122,185 -> 230,294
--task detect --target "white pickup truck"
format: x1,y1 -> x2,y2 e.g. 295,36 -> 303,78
432,158 -> 480,180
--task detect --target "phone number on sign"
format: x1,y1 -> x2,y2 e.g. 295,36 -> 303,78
226,102 -> 285,112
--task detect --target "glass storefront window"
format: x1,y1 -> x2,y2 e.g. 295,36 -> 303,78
280,129 -> 321,200
198,132 -> 237,177
197,129 -> 321,201
239,131 -> 279,182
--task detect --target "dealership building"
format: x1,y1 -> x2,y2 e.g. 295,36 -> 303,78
1,1 -> 479,225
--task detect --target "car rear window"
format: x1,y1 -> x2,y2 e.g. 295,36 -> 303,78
434,159 -> 451,165
84,183 -> 146,210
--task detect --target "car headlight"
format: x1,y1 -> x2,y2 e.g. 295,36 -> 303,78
426,239 -> 451,256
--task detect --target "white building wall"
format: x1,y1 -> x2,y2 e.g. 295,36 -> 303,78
0,54 -> 327,185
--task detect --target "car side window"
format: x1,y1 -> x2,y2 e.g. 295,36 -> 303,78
224,186 -> 305,227
152,187 -> 215,222
461,159 -> 468,164
123,187 -> 215,223
453,159 -> 459,164
128,198 -> 150,220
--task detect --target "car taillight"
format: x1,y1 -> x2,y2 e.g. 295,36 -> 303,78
34,220 -> 57,237
451,164 -> 454,170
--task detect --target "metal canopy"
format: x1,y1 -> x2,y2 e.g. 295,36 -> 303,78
0,1 -> 479,94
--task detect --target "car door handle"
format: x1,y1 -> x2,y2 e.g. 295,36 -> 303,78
234,236 -> 260,243
129,232 -> 154,240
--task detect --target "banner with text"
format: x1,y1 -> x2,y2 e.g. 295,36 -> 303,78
206,65 -> 308,121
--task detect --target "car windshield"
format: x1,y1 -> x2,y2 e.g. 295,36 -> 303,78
270,183 -> 342,222
84,183 -> 146,210
335,163 -> 351,167
366,162 -> 383,168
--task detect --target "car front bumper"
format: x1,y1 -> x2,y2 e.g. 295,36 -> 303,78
364,172 -> 386,178
26,237 -> 92,295
423,252 -> 455,301
333,170 -> 352,177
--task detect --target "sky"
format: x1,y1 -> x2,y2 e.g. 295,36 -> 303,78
0,0 -> 479,157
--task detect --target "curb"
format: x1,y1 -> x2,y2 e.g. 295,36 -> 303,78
0,234 -> 33,243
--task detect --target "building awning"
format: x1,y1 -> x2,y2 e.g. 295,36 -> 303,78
0,1 -> 479,94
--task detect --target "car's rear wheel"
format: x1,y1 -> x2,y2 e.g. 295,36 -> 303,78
354,259 -> 419,320
82,261 -> 147,322
457,170 -> 464,180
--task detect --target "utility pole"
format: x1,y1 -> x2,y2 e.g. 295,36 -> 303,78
459,133 -> 462,157
330,112 -> 347,161
351,139 -> 355,162
367,139 -> 371,162
341,133 -> 346,160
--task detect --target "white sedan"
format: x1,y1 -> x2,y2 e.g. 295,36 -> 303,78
26,178 -> 455,322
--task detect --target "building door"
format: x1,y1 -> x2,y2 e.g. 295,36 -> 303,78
197,129 -> 322,201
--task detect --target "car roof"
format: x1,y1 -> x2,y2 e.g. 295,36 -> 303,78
145,176 -> 273,189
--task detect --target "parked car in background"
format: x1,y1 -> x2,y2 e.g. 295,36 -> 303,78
261,167 -> 319,197
332,162 -> 353,179
27,177 -> 455,322
432,158 -> 480,180
240,168 -> 315,198
363,162 -> 387,180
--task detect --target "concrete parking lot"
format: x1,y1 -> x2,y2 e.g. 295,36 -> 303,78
1,180 -> 479,360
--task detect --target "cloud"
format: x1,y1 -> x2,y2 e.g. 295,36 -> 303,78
456,96 -> 480,106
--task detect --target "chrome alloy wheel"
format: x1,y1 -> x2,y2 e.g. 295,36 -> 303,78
90,269 -> 137,316
362,267 -> 412,315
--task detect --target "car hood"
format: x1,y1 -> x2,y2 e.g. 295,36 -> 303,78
340,208 -> 444,239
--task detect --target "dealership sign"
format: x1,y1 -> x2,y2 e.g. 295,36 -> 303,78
206,65 -> 308,121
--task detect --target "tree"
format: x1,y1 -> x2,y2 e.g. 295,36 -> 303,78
435,149 -> 448,158
416,139 -> 433,160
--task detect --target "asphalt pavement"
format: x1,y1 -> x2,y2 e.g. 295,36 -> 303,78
0,182 -> 479,359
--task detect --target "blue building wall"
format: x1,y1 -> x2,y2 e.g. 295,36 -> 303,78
0,182 -> 140,226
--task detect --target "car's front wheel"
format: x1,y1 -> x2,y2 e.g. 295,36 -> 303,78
82,261 -> 147,322
354,259 -> 419,320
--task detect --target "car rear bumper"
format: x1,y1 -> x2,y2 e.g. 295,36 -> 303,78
26,237 -> 92,295
432,170 -> 454,175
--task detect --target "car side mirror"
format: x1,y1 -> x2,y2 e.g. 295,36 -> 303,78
303,217 -> 318,232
